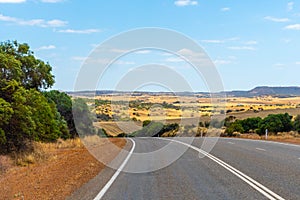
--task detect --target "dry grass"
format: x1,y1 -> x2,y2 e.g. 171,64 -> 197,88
41,138 -> 83,150
0,137 -> 126,200
94,95 -> 300,123
95,121 -> 142,136
13,138 -> 84,166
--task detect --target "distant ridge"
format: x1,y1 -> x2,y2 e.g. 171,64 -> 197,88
226,86 -> 300,97
249,86 -> 300,96
67,86 -> 300,97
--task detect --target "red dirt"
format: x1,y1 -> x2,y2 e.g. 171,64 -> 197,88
0,138 -> 125,200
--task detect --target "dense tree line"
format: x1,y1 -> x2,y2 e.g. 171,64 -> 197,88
224,113 -> 298,136
0,41 -> 94,153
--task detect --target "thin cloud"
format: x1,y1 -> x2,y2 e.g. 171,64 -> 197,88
264,16 -> 290,22
221,7 -> 230,12
134,50 -> 151,54
244,40 -> 258,45
0,0 -> 65,3
165,48 -> 206,63
0,0 -> 25,3
228,46 -> 256,51
200,37 -> 240,44
274,63 -> 286,69
40,0 -> 64,2
110,48 -> 128,53
58,29 -> 101,34
284,24 -> 300,30
227,37 -> 240,41
201,39 -> 224,44
296,62 -> 300,65
71,56 -> 87,61
282,38 -> 292,43
214,59 -> 232,65
174,0 -> 198,7
287,2 -> 294,11
214,56 -> 236,66
274,63 -> 285,66
0,14 -> 67,27
165,57 -> 184,63
37,45 -> 56,51
175,48 -> 209,64
115,60 -> 135,65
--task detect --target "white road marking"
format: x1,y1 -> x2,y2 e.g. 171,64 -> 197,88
228,142 -> 235,144
159,138 -> 285,200
255,148 -> 266,151
94,138 -> 135,200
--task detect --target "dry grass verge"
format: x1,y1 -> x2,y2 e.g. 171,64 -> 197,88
11,138 -> 83,167
0,137 -> 126,200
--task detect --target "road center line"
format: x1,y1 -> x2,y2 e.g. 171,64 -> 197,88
158,138 -> 284,200
255,148 -> 266,151
228,142 -> 235,144
94,138 -> 135,200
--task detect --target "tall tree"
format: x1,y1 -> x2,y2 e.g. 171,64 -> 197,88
0,41 -> 66,153
0,41 -> 54,90
72,98 -> 95,136
43,90 -> 77,138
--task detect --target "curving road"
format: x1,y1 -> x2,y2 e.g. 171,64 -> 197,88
68,137 -> 300,200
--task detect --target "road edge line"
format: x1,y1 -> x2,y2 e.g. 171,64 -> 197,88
93,138 -> 135,200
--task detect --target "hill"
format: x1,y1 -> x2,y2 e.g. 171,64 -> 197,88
225,86 -> 300,97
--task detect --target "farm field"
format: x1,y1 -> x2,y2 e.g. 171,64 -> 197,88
91,94 -> 300,137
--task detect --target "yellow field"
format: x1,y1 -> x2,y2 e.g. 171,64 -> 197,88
93,95 -> 300,122
88,94 -> 300,137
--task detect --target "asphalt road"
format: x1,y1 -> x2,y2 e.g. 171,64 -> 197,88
69,138 -> 300,200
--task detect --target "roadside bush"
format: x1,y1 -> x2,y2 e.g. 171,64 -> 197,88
225,121 -> 244,136
293,115 -> 300,133
224,113 -> 293,136
257,113 -> 292,135
131,121 -> 179,137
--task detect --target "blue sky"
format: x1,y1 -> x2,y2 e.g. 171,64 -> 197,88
1,0 -> 300,92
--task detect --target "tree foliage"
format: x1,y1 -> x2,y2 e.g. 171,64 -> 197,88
293,115 -> 300,133
0,41 -> 66,153
257,113 -> 292,135
225,121 -> 244,135
131,121 -> 179,137
72,98 -> 95,136
0,41 -> 54,90
43,90 -> 76,138
224,113 -> 293,136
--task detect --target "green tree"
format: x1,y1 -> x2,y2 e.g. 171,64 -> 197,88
0,98 -> 13,145
142,120 -> 152,127
257,113 -> 292,135
0,41 -> 54,90
225,121 -> 244,135
293,115 -> 300,132
43,90 -> 76,138
131,121 -> 179,137
0,41 -> 67,153
1,87 -> 69,152
72,98 -> 95,136
240,117 -> 262,133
